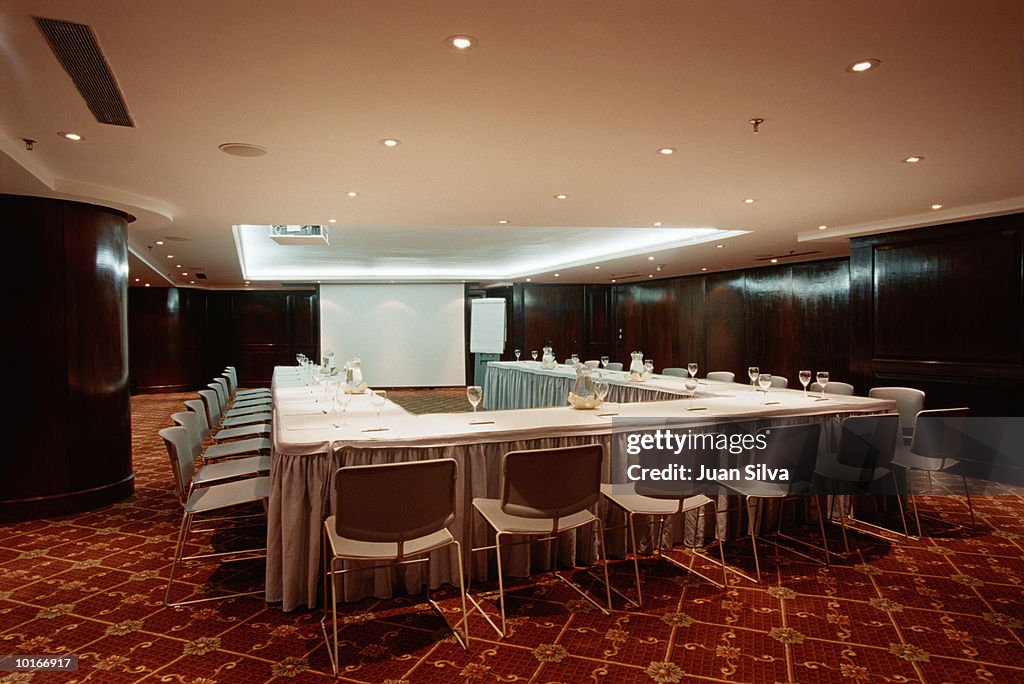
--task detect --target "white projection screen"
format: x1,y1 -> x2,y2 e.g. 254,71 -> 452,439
319,284 -> 466,387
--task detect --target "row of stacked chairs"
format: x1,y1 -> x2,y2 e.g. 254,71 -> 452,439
157,366 -> 274,607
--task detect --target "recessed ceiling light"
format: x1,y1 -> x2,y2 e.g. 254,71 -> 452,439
167,255 -> 174,258
931,204 -> 943,210
770,258 -> 778,264
218,142 -> 267,157
611,279 -> 617,283
655,266 -> 662,272
380,138 -> 401,147
652,222 -> 662,227
701,267 -> 707,272
554,273 -> 560,277
245,281 -> 250,285
176,264 -> 181,267
134,278 -> 140,282
716,244 -> 724,249
744,198 -> 757,204
498,219 -> 509,224
181,272 -> 187,276
656,147 -> 676,155
647,256 -> 655,261
594,266 -> 601,270
347,192 -> 359,197
554,194 -> 567,200
447,35 -> 476,50
648,274 -> 654,278
155,240 -> 164,245
58,131 -> 83,141
525,277 -> 531,282
144,283 -> 150,287
189,280 -> 195,284
902,156 -> 925,163
328,219 -> 337,223
846,59 -> 881,73
818,224 -> 828,230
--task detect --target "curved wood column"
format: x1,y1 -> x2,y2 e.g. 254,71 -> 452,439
2,194 -> 134,520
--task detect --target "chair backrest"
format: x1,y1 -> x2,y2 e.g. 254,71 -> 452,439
198,389 -> 222,427
769,375 -> 788,388
836,414 -> 900,473
501,444 -> 603,519
868,387 -> 925,439
706,371 -> 735,383
184,399 -> 212,440
662,367 -> 689,378
756,422 -> 822,495
158,426 -> 195,504
225,365 -> 238,387
334,458 -> 457,546
584,360 -> 600,368
810,381 -> 855,396
605,362 -> 623,371
210,378 -> 230,407
911,407 -> 969,464
221,372 -> 237,398
170,411 -> 203,461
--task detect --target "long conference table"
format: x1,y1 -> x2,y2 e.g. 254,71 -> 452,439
267,366 -> 895,611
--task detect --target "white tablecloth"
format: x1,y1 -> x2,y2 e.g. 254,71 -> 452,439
266,366 -> 896,610
483,360 -> 741,409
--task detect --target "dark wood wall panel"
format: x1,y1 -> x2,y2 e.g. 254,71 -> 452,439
3,195 -> 133,520
523,285 -> 585,361
129,289 -> 319,391
703,272 -> 747,377
850,214 -> 1024,415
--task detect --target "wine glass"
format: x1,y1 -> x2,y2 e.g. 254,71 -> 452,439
571,353 -> 579,365
335,388 -> 353,425
296,353 -> 304,366
311,365 -> 322,395
757,373 -> 772,404
466,385 -> 483,421
687,362 -> 698,380
514,349 -> 521,363
531,350 -> 538,362
326,379 -> 340,410
370,390 -> 388,429
799,370 -> 812,397
684,378 -> 698,410
748,366 -> 759,390
816,371 -> 829,399
600,355 -> 609,368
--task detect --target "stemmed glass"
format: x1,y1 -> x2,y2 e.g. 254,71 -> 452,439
370,390 -> 388,430
595,378 -> 609,404
335,388 -> 353,426
296,353 -> 304,366
311,365 -> 322,395
799,370 -> 812,397
684,378 -> 700,410
816,371 -> 829,400
466,385 -> 483,422
758,373 -> 772,404
748,366 -> 759,391
531,350 -> 538,362
687,362 -> 699,382
571,353 -> 580,365
600,355 -> 609,369
514,349 -> 521,363
326,379 -> 340,411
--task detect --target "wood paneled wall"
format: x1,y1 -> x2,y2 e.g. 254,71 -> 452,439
3,195 -> 133,520
850,214 -> 1024,415
128,288 -> 318,392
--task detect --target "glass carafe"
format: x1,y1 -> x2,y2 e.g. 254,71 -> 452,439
344,357 -> 364,388
568,366 -> 602,409
629,351 -> 646,376
541,345 -> 557,369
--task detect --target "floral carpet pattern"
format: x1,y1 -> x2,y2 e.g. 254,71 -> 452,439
0,391 -> 1022,683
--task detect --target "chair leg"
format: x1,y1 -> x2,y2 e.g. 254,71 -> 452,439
705,501 -> 730,587
627,512 -> 643,606
960,472 -> 977,528
746,497 -> 762,582
453,541 -> 470,647
594,518 -> 614,612
891,472 -> 911,541
495,532 -> 508,638
813,496 -> 831,563
164,512 -> 192,606
829,495 -> 851,554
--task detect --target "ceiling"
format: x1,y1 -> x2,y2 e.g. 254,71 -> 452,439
1,0 -> 1022,288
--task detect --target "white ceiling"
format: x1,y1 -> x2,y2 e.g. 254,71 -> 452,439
1,0 -> 1022,288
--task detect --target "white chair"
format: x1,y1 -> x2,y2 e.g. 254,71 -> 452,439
605,362 -> 623,371
769,375 -> 788,389
322,459 -> 468,675
211,378 -> 271,412
661,367 -> 689,378
224,366 -> 272,400
172,409 -> 271,463
706,371 -> 735,383
469,444 -> 612,637
810,381 -> 855,396
202,385 -> 271,426
584,360 -> 601,368
161,427 -> 269,607
196,390 -> 270,442
891,407 -> 972,535
868,387 -> 925,443
160,425 -> 269,488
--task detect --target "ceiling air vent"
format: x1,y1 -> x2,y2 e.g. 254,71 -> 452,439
269,225 -> 329,245
195,273 -> 208,280
754,250 -> 822,262
33,17 -> 135,127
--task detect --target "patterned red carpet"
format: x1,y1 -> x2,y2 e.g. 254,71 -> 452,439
1,392 -> 1023,683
